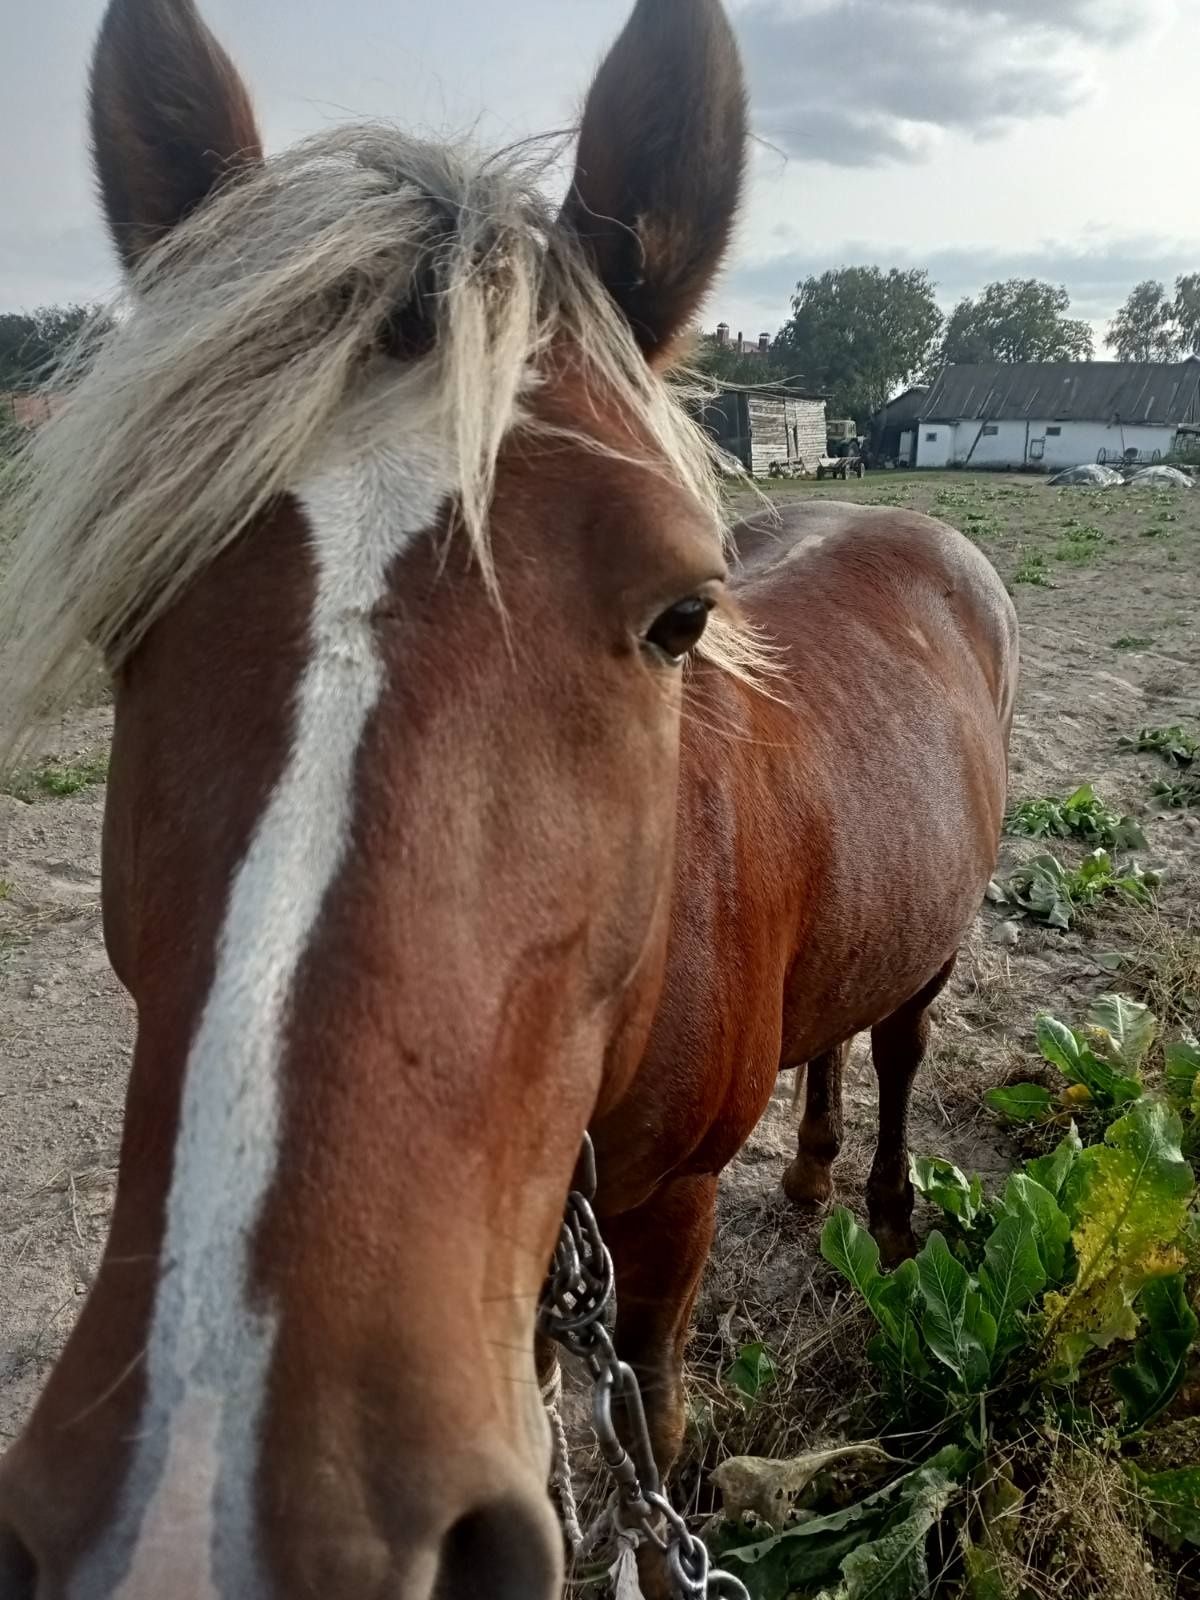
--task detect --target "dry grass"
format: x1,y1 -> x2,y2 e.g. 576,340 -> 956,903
1119,906 -> 1200,1037
976,1436 -> 1176,1600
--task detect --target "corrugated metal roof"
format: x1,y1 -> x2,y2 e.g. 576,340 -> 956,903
920,361 -> 1200,426
880,386 -> 928,424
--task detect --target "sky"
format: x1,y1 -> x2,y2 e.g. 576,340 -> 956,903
4,0 -> 1200,354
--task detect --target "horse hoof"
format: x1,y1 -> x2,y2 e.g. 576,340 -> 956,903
874,1225 -> 918,1269
781,1160 -> 834,1211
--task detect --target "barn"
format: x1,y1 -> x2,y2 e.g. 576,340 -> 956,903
695,383 -> 827,477
872,385 -> 928,467
915,361 -> 1200,472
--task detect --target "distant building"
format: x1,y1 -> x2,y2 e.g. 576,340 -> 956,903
915,362 -> 1200,471
872,386 -> 928,467
1,389 -> 58,429
694,383 -> 827,477
714,323 -> 773,359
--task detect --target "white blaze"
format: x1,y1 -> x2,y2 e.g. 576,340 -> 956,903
77,410 -> 453,1599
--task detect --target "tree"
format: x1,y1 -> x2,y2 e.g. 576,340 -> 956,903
1170,274 -> 1200,357
1108,281 -> 1179,362
935,279 -> 1093,367
774,267 -> 942,424
0,304 -> 108,389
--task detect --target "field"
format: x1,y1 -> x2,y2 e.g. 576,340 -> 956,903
2,468 -> 1199,1593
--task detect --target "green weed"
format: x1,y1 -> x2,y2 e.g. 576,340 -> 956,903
987,850 -> 1159,929
1014,550 -> 1054,587
1005,784 -> 1145,850
1120,726 -> 1199,767
4,752 -> 110,802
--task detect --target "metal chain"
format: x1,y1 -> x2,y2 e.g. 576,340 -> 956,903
539,1136 -> 750,1600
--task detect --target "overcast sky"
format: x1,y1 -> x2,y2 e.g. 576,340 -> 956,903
5,0 -> 1200,352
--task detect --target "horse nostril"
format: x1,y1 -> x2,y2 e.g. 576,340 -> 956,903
433,1496 -> 561,1600
0,1525 -> 38,1600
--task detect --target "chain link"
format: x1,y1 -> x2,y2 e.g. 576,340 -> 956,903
539,1136 -> 750,1600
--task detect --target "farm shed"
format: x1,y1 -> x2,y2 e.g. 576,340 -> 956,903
694,384 -> 827,477
915,361 -> 1200,472
872,385 -> 927,467
1,389 -> 58,429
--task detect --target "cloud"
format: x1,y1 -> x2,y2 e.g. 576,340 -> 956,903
0,223 -> 119,314
733,0 -> 1154,166
719,231 -> 1200,338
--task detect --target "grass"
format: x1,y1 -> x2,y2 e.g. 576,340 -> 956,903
1054,537 -> 1104,565
1014,549 -> 1054,587
977,1437 -> 1176,1600
4,752 -> 109,803
1054,521 -> 1109,565
1118,912 -> 1200,1034
1112,635 -> 1155,652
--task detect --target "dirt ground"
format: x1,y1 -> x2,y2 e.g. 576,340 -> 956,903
2,470 -> 1198,1519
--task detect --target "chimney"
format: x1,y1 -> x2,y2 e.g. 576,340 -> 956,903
716,322 -> 729,347
736,330 -> 745,353
758,332 -> 770,353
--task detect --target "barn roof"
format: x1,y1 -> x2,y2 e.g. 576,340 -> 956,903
710,380 -> 828,402
920,361 -> 1200,427
878,386 -> 928,424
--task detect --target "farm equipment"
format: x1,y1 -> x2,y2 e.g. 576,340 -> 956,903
816,436 -> 867,479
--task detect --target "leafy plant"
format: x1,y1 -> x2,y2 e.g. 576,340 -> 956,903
1152,775 -> 1200,810
1055,524 -> 1107,564
1111,635 -> 1155,652
726,1341 -> 779,1403
1005,784 -> 1146,850
910,1156 -> 983,1228
709,1449 -> 966,1600
1119,724 -> 1199,767
1126,1462 -> 1200,1549
987,850 -> 1159,929
1013,550 -> 1053,587
706,995 -> 1200,1597
1114,1274 -> 1198,1432
1042,1099 -> 1194,1376
985,996 -> 1155,1126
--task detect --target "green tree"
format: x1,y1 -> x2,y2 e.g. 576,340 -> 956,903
0,303 -> 109,388
1108,281 -> 1179,362
1170,273 -> 1200,357
774,267 -> 942,424
936,279 -> 1094,366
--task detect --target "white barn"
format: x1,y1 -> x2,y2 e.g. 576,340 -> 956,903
915,361 -> 1200,471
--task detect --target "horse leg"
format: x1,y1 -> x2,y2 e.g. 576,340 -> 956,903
602,1173 -> 718,1477
781,1043 -> 846,1209
867,957 -> 956,1267
600,1174 -> 717,1598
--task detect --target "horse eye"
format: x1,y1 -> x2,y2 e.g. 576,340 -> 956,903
644,596 -> 714,662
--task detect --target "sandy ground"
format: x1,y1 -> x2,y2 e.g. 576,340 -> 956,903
2,471 -> 1198,1510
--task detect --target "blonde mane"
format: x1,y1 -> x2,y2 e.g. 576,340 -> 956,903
0,124 -> 765,762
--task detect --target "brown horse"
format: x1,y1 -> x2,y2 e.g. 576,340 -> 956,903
0,0 -> 1016,1595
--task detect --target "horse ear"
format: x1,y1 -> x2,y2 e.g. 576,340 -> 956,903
90,0 -> 263,272
562,0 -> 746,365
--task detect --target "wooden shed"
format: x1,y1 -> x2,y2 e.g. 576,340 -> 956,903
694,384 -> 827,477
1,389 -> 61,429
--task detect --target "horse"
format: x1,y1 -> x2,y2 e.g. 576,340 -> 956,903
0,0 -> 1017,1594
